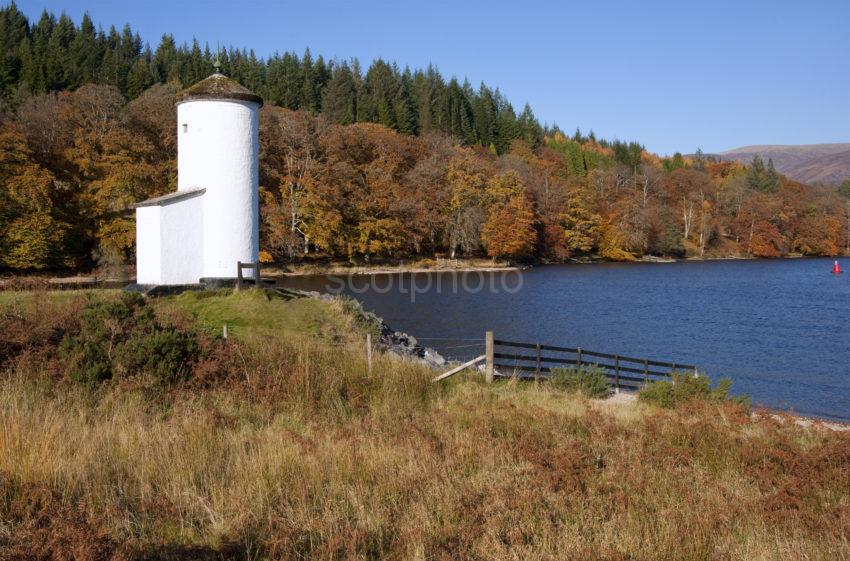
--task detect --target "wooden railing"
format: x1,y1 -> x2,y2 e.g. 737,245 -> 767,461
491,336 -> 698,390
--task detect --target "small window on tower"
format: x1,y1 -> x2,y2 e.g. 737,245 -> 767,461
182,123 -> 188,133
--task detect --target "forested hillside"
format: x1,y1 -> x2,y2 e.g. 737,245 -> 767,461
1,4 -> 848,271
720,144 -> 850,186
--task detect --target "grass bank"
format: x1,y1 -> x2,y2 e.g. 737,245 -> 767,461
0,289 -> 848,560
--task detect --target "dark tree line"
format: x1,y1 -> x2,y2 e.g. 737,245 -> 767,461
0,3 -> 551,154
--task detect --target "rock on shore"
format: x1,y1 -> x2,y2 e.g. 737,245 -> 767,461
280,288 -> 447,369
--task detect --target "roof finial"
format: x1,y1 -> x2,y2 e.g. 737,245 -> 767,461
213,54 -> 222,74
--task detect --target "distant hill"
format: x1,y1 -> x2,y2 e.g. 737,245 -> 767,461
719,143 -> 850,186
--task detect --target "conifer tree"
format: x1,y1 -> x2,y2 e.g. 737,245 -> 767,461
358,59 -> 398,129
69,13 -> 102,87
494,101 -> 519,155
472,83 -> 498,148
278,52 -> 303,109
300,48 -> 317,112
0,3 -> 29,96
321,61 -> 358,124
394,67 -> 416,135
518,103 -> 543,149
153,34 -> 179,84
126,48 -> 154,99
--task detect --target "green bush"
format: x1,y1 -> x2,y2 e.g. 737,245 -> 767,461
61,292 -> 201,384
639,372 -> 750,411
115,327 -> 199,383
550,366 -> 610,398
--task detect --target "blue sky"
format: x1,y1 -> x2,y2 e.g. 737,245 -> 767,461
14,0 -> 850,155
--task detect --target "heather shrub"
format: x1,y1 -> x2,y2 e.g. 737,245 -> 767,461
61,291 -> 201,384
639,372 -> 750,410
550,365 -> 610,398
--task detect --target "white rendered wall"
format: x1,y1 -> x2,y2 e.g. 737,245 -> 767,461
135,196 -> 204,285
136,206 -> 162,285
158,196 -> 204,285
177,99 -> 260,278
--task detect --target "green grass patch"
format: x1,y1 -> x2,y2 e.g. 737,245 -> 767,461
155,288 -> 369,346
550,365 -> 610,398
639,372 -> 750,411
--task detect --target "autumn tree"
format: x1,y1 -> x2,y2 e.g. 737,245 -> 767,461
731,193 -> 782,257
482,194 -> 537,259
560,187 -> 601,254
445,151 -> 490,257
260,107 -> 324,259
0,127 -> 73,269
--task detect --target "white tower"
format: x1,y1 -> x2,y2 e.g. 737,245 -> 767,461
176,73 -> 263,280
134,72 -> 263,286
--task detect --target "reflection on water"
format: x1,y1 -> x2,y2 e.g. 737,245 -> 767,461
278,258 -> 850,421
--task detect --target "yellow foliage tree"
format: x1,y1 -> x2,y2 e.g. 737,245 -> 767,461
485,170 -> 525,207
355,217 -> 406,260
598,219 -> 636,261
560,188 -> 601,254
0,128 -> 74,269
482,195 -> 537,259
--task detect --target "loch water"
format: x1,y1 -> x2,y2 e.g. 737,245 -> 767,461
278,258 -> 850,421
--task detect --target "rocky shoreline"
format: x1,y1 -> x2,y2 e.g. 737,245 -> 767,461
279,288 -> 449,369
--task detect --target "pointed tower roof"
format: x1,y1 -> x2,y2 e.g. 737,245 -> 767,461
175,73 -> 263,106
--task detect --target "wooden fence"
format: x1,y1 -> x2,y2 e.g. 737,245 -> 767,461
490,335 -> 698,390
435,331 -> 699,390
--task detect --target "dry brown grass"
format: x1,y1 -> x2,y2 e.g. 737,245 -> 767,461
0,291 -> 848,560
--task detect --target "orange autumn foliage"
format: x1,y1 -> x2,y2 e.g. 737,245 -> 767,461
482,195 -> 537,259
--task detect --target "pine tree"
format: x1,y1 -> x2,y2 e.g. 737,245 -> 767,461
20,10 -> 57,93
443,78 -> 475,144
494,98 -> 519,155
321,61 -> 357,124
300,48 -> 317,111
358,59 -> 397,129
153,34 -> 179,85
765,157 -> 780,192
747,154 -> 778,193
69,13 -> 102,87
98,25 -> 124,91
126,48 -> 154,99
46,13 -> 75,90
573,127 -> 583,143
663,152 -> 686,173
312,54 -> 330,105
518,103 -> 543,149
278,52 -> 303,109
0,3 -> 29,96
394,67 -> 416,134
472,83 -> 497,147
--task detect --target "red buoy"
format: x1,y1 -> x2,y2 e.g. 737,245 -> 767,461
832,260 -> 842,275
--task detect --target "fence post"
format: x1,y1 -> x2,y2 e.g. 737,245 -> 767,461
643,358 -> 649,385
576,347 -> 583,369
255,261 -> 262,288
222,324 -> 228,341
236,261 -> 244,291
366,333 -> 372,373
534,343 -> 540,381
615,354 -> 620,391
485,331 -> 494,384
